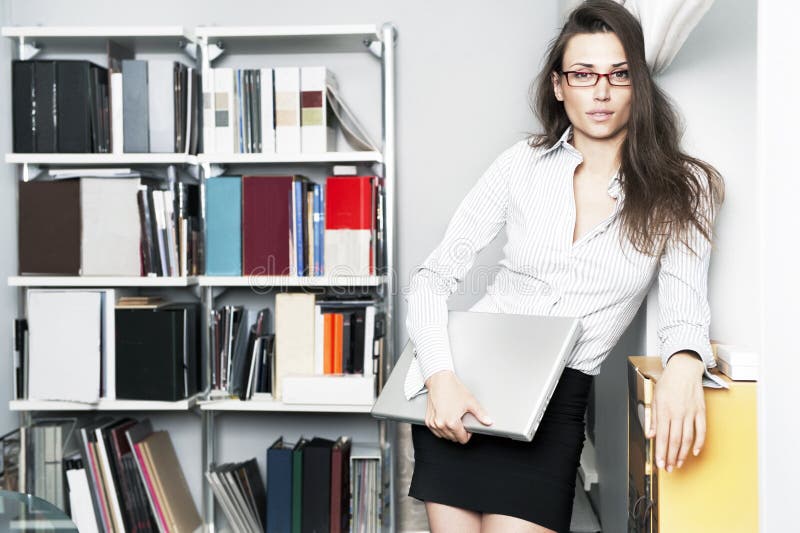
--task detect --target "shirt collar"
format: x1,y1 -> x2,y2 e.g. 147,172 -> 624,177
538,124 -> 624,201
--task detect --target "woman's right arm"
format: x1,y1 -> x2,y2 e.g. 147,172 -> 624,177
405,144 -> 517,442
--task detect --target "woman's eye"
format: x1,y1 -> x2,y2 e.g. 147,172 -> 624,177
613,70 -> 630,79
575,72 -> 591,78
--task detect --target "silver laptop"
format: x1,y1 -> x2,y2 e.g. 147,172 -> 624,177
371,311 -> 582,442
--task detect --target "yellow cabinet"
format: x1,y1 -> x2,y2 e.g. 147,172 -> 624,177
627,356 -> 758,533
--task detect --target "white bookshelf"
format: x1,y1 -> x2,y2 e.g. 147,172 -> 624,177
197,151 -> 383,164
4,22 -> 398,532
8,276 -> 197,287
9,394 -> 200,412
196,275 -> 386,287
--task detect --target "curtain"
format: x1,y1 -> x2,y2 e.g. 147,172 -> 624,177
615,0 -> 715,74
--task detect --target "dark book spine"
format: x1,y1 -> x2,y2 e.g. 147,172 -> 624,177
33,61 -> 57,152
12,61 -> 35,153
56,61 -> 93,153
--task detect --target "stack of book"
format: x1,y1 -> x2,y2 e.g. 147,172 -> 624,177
261,435 -> 352,533
203,66 -> 336,154
10,417 -> 200,533
18,176 -> 201,277
205,174 -> 386,277
206,458 -> 266,533
211,306 -> 275,399
713,343 -> 759,381
210,293 -> 385,405
77,418 -> 201,533
11,42 -> 201,154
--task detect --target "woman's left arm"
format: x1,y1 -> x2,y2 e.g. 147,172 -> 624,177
648,176 -> 728,473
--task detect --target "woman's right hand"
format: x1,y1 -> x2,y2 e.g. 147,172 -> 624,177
424,370 -> 493,444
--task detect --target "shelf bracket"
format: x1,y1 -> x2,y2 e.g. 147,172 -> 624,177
364,38 -> 382,59
179,39 -> 198,62
370,162 -> 386,178
207,41 -> 225,63
207,163 -> 226,178
17,37 -> 41,61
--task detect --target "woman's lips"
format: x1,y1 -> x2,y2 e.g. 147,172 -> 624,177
587,111 -> 614,122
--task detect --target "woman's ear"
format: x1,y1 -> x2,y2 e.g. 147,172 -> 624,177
552,71 -> 564,102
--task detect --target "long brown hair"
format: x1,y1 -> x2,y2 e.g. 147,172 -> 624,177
529,0 -> 724,256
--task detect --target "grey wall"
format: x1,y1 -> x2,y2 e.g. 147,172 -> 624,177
1,1 -> 561,530
0,0 -> 16,442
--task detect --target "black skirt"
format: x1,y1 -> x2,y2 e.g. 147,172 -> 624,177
409,367 -> 594,533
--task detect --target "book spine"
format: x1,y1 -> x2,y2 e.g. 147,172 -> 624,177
275,67 -> 301,153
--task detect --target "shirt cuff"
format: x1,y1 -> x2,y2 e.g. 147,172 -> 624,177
661,328 -> 729,390
411,325 -> 456,383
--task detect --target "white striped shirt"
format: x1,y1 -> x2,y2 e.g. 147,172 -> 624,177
403,125 -> 727,400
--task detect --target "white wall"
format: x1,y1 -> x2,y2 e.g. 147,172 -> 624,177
757,2 -> 800,531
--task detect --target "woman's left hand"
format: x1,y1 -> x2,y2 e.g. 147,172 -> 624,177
645,351 -> 707,472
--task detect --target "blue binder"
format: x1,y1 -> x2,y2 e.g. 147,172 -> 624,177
266,437 -> 293,533
205,176 -> 242,275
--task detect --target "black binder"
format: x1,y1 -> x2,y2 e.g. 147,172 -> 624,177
12,61 -> 35,153
301,437 -> 335,533
115,303 -> 199,401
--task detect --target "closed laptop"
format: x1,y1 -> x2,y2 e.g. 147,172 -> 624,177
371,311 -> 582,442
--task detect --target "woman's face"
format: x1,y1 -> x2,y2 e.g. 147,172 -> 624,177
552,32 -> 632,143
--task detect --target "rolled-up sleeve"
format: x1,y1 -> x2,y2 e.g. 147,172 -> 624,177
404,145 -> 512,387
657,170 -> 728,389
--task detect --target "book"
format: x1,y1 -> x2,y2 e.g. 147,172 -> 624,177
291,438 -> 309,533
213,67 -> 235,153
26,290 -> 104,403
260,67 -> 275,154
266,437 -> 293,533
325,176 -> 376,276
122,59 -> 149,153
275,67 -> 301,153
300,67 -> 337,153
138,431 -> 202,533
275,292 -> 316,400
205,176 -> 242,276
115,304 -> 199,401
301,437 -> 335,533
330,436 -> 352,533
18,179 -> 81,275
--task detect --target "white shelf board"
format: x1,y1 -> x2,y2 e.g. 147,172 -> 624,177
196,275 -> 386,287
1,26 -> 195,47
8,276 -> 196,287
196,24 -> 379,40
199,398 -> 373,413
196,25 -> 380,54
2,25 -> 192,39
6,153 -> 197,165
10,395 -> 199,412
198,151 -> 382,164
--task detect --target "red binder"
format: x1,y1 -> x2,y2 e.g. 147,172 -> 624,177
242,176 -> 294,276
325,176 -> 374,230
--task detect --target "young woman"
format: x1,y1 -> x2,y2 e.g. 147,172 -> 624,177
403,1 -> 725,532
